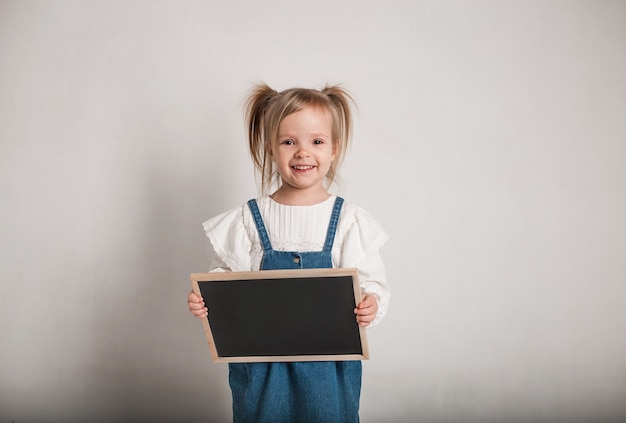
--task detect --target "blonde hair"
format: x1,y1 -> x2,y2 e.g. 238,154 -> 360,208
244,83 -> 355,194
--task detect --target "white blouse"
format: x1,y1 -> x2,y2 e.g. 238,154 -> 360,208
203,195 -> 390,326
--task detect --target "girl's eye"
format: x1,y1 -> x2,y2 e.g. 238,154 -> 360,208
281,139 -> 295,145
313,139 -> 324,145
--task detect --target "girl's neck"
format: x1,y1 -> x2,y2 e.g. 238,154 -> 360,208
270,185 -> 331,206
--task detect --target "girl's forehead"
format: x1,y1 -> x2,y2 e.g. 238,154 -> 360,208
280,108 -> 332,132
280,105 -> 333,125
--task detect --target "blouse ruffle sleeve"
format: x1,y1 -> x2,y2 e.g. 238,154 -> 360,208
334,204 -> 390,326
202,206 -> 252,272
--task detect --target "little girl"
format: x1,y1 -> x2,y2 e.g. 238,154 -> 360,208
188,83 -> 390,423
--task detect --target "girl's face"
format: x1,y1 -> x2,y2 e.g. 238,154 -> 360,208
271,106 -> 336,201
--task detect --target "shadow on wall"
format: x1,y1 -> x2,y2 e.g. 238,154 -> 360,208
85,138 -> 236,422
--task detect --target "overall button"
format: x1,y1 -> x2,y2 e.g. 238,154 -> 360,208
293,255 -> 301,264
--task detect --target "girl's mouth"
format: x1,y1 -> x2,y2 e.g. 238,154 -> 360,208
292,165 -> 315,170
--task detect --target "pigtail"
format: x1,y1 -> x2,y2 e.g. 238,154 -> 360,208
321,85 -> 356,185
321,85 -> 355,148
244,83 -> 278,193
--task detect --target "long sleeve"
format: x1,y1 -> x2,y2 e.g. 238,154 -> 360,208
334,204 -> 390,326
208,252 -> 232,273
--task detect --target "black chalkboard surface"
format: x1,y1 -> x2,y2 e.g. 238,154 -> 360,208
190,268 -> 368,363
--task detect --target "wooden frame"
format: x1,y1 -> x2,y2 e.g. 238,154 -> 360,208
190,268 -> 368,363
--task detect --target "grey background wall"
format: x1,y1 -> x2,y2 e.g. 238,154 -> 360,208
1,1 -> 625,422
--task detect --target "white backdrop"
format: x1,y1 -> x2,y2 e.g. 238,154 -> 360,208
1,1 -> 625,422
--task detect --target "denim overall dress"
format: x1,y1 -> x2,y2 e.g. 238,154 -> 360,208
228,197 -> 362,423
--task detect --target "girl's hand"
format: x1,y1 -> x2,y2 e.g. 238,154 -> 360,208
188,291 -> 208,319
354,294 -> 378,327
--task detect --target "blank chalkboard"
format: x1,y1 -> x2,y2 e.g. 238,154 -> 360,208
190,268 -> 368,363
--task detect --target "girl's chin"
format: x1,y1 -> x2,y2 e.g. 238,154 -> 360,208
277,181 -> 326,192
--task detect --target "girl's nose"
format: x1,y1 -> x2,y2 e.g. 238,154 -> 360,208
295,147 -> 310,158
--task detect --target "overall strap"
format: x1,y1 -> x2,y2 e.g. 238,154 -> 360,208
247,199 -> 273,252
323,197 -> 344,252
